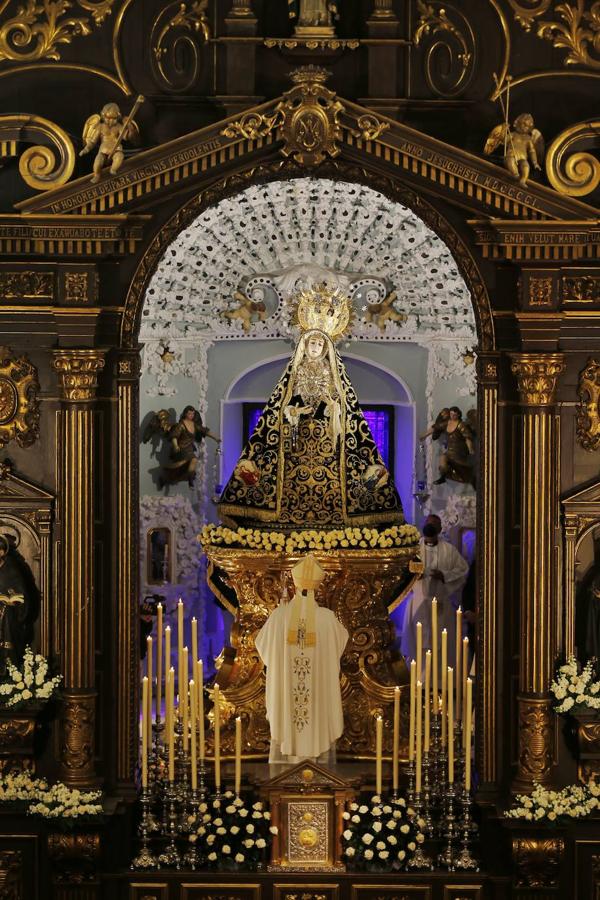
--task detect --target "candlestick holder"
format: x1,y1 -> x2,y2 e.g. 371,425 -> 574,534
158,780 -> 182,869
429,712 -> 442,800
454,787 -> 479,871
406,791 -> 433,870
131,788 -> 159,870
198,759 -> 208,799
405,759 -> 415,810
421,751 -> 435,838
438,780 -> 458,869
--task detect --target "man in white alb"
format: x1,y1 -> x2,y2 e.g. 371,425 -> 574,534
255,553 -> 348,764
401,513 -> 469,674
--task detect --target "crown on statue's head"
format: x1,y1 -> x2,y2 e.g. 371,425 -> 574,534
291,553 -> 326,590
291,283 -> 353,341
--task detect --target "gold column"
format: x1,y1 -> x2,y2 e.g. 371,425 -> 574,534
115,351 -> 140,789
52,349 -> 106,787
476,354 -> 499,789
510,352 -> 565,792
563,514 -> 578,658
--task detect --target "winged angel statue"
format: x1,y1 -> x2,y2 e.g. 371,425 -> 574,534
80,97 -> 143,183
484,113 -> 544,186
143,407 -> 220,489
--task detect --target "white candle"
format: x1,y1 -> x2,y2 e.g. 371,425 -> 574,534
235,716 -> 242,796
191,617 -> 198,672
415,680 -> 422,793
168,667 -> 175,781
146,635 -> 153,751
409,660 -> 416,762
214,684 -> 221,790
465,678 -> 473,791
141,676 -> 148,788
182,646 -> 189,753
156,603 -> 163,724
375,715 -> 383,797
198,659 -> 205,762
416,621 -> 423,679
456,607 -> 463,721
431,597 -> 438,712
448,667 -> 454,783
177,599 -> 184,713
441,628 -> 447,746
424,650 -> 431,753
392,686 -> 400,792
190,679 -> 197,790
462,636 -> 469,749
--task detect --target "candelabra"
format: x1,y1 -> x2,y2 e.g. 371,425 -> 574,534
406,792 -> 433,870
158,780 -> 182,869
454,787 -> 479,871
438,780 -> 458,869
131,788 -> 159,870
421,751 -> 435,838
405,758 -> 415,809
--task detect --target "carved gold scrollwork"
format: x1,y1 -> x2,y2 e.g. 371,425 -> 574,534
349,114 -> 389,142
150,1 -> 210,93
276,66 -> 343,167
413,0 -> 475,97
546,119 -> 600,197
509,0 -> 600,69
510,353 -> 565,405
0,346 -> 39,449
221,111 -> 283,141
512,836 -> 564,888
517,697 -> 554,785
0,0 -> 115,63
576,358 -> 600,451
507,0 -> 553,31
0,114 -> 75,190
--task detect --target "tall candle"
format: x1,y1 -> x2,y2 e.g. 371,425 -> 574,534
165,665 -> 171,738
465,678 -> 473,791
182,646 -> 189,752
392,686 -> 400,792
146,635 -> 153,750
409,660 -> 416,762
448,667 -> 454,783
235,716 -> 242,796
168,667 -> 175,781
191,617 -> 198,671
441,628 -> 448,745
456,607 -> 463,721
416,621 -> 423,679
415,680 -> 422,793
462,636 -> 469,749
177,599 -> 184,713
156,603 -> 163,724
424,650 -> 431,753
141,676 -> 148,788
198,659 -> 205,761
375,715 -> 383,797
165,624 -> 171,717
431,598 -> 438,712
190,679 -> 197,790
214,684 -> 221,790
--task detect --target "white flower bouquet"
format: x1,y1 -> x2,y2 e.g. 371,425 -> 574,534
341,795 -> 425,872
506,781 -> 600,823
0,647 -> 61,710
0,771 -> 103,827
190,791 -> 277,870
199,523 -> 420,554
550,657 -> 600,714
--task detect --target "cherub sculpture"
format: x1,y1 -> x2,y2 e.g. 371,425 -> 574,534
364,289 -> 406,330
143,406 -> 220,489
80,95 -> 144,183
222,287 -> 267,333
484,112 -> 544,186
420,406 -> 476,488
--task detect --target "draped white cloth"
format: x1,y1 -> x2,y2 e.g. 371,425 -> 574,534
255,595 -> 348,763
401,538 -> 469,675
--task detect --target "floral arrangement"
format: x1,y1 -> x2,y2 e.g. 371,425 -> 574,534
550,656 -> 600,714
0,771 -> 103,822
505,781 -> 600,823
0,648 -> 62,710
199,523 -> 421,554
341,795 -> 425,872
190,791 -> 277,870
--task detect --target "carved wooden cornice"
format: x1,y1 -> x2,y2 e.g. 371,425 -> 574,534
0,214 -> 147,257
470,218 -> 600,261
14,77 -> 599,223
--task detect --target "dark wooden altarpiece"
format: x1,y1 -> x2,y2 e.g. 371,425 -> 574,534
0,0 -> 599,896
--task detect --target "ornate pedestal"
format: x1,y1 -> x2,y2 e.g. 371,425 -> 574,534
206,547 -> 418,759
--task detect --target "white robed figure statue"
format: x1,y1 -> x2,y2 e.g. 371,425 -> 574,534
255,553 -> 348,764
401,514 -> 469,676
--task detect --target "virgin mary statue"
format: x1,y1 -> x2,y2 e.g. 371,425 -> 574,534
218,286 -> 404,529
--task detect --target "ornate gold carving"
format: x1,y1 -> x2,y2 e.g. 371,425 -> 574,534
0,114 -> 75,190
512,835 -> 564,888
546,118 -> 600,197
576,358 -> 600,451
63,272 -> 88,305
52,349 -> 105,402
0,849 -> 22,900
47,832 -> 100,862
0,0 -> 115,63
349,114 -> 389,142
508,0 -> 600,69
206,547 -> 415,759
0,347 -> 39,449
516,697 -> 554,787
221,111 -> 283,141
264,38 -> 359,49
564,274 -> 600,303
529,275 -> 553,306
0,270 -> 53,300
510,353 -> 565,405
413,0 -> 475,97
151,1 -> 210,93
276,66 -> 343,167
288,802 -> 328,864
60,693 -> 95,780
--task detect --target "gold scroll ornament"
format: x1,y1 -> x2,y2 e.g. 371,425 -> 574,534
0,346 -> 39,449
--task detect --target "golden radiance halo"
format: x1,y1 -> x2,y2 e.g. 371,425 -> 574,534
291,283 -> 353,341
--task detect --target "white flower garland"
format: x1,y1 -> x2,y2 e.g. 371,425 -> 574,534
550,656 -> 600,713
0,648 -> 61,709
341,795 -> 425,871
506,781 -> 600,822
200,523 -> 421,553
190,790 -> 277,870
0,771 -> 103,819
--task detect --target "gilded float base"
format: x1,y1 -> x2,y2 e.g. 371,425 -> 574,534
206,547 -> 418,760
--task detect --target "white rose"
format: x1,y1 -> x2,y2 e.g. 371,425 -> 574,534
376,840 -> 385,850
239,808 -> 248,817
216,827 -> 226,835
208,852 -> 217,861
343,829 -> 352,840
408,841 -> 416,851
379,850 -> 389,859
398,850 -> 406,860
342,811 -> 351,820
373,822 -> 382,832
364,849 -> 373,860
235,853 -> 244,863
246,824 -> 254,834
400,824 -> 409,834
362,833 -> 374,845
256,838 -> 266,849
387,834 -> 397,845
346,847 -> 355,857
359,805 -> 368,814
230,826 -> 240,835
222,844 -> 231,854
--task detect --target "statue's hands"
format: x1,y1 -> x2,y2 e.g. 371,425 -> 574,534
431,569 -> 445,583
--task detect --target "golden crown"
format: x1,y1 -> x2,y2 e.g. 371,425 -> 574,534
291,283 -> 353,341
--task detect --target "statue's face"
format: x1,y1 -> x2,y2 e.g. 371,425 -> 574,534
184,408 -> 195,421
515,114 -> 533,134
449,409 -> 460,421
306,334 -> 325,359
